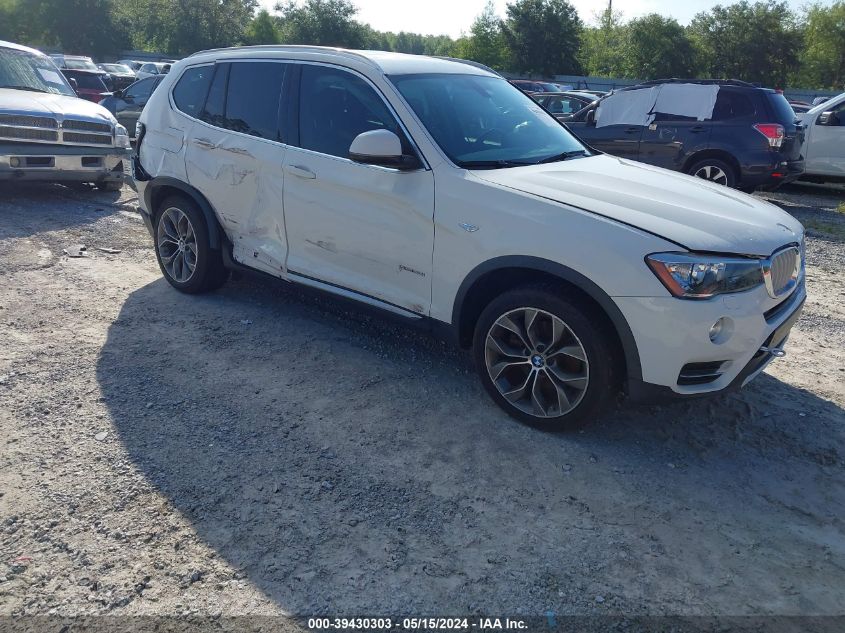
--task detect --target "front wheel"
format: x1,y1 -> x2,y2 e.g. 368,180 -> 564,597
472,285 -> 617,431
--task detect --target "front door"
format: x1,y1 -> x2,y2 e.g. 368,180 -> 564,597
806,100 -> 845,177
281,63 -> 435,315
183,61 -> 290,277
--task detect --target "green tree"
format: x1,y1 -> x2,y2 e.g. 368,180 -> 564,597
454,1 -> 507,70
24,0 -> 130,57
689,1 -> 801,87
501,0 -> 583,76
118,0 -> 257,56
620,14 -> 697,79
579,8 -> 625,77
275,0 -> 365,48
799,2 -> 845,89
245,8 -> 280,45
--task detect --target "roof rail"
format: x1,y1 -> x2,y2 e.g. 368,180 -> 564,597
433,56 -> 502,77
187,44 -> 381,70
631,78 -> 758,89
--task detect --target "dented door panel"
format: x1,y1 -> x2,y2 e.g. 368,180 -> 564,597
283,148 -> 434,315
185,125 -> 288,277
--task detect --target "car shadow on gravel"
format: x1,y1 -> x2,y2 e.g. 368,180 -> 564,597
0,182 -> 128,241
96,275 -> 845,615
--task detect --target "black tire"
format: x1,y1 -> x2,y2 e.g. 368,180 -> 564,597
687,158 -> 737,188
97,180 -> 123,192
472,284 -> 617,431
154,195 -> 228,294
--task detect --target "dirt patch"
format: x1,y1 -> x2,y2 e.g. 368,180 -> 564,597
1,182 -> 843,621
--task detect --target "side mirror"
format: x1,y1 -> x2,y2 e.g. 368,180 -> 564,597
349,129 -> 419,170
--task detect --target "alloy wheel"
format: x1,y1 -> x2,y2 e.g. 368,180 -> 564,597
693,164 -> 729,185
157,207 -> 198,283
484,307 -> 589,418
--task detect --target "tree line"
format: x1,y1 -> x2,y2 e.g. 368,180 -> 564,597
1,0 -> 843,90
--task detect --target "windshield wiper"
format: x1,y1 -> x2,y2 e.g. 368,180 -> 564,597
1,85 -> 49,93
458,159 -> 533,169
535,149 -> 590,164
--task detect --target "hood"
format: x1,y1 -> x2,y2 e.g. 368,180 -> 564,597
472,154 -> 802,256
0,88 -> 117,125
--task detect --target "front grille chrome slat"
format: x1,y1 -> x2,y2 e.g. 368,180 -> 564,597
63,119 -> 112,134
0,112 -> 114,147
763,246 -> 800,299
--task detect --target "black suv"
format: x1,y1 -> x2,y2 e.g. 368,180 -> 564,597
565,79 -> 804,191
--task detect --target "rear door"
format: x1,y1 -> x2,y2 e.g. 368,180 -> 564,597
183,60 -> 290,277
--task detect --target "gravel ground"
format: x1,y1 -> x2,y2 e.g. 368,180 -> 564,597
0,179 -> 843,625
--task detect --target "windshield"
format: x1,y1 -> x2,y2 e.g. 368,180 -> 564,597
101,64 -> 131,74
0,47 -> 76,96
390,73 -> 589,168
65,58 -> 97,71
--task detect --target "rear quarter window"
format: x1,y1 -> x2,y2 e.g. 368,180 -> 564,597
767,93 -> 799,123
172,65 -> 213,118
711,90 -> 756,120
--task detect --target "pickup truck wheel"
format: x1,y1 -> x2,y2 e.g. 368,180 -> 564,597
688,158 -> 736,187
472,285 -> 615,431
154,196 -> 227,294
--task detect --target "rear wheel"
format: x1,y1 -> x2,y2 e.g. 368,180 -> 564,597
688,158 -> 737,188
154,195 -> 228,294
472,284 -> 616,431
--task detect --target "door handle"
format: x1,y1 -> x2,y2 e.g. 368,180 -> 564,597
690,126 -> 706,133
193,138 -> 215,149
624,126 -> 640,134
286,164 -> 316,179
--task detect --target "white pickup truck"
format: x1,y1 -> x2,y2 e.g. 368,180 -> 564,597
798,91 -> 845,183
0,40 -> 131,190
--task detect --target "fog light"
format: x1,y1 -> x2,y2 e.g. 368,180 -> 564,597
10,157 -> 20,167
709,318 -> 726,342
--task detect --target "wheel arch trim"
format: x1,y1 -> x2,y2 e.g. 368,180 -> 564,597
452,255 -> 643,381
144,176 -> 222,249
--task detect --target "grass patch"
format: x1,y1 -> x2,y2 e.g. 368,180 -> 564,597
803,218 -> 845,240
837,201 -> 845,213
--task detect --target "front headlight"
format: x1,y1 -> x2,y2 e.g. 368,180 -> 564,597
646,252 -> 764,299
115,124 -> 130,148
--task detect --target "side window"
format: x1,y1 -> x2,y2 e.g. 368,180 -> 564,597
712,91 -> 755,120
172,65 -> 213,118
223,61 -> 285,140
201,63 -> 228,128
124,78 -> 154,101
823,101 -> 845,126
299,64 -> 401,159
140,64 -> 153,74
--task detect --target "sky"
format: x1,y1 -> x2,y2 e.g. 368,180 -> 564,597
257,0 -> 814,39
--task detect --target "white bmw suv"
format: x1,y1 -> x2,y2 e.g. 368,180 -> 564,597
132,46 -> 806,429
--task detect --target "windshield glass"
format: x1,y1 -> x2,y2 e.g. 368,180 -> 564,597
65,58 -> 97,71
0,47 -> 75,96
390,73 -> 589,168
101,64 -> 131,74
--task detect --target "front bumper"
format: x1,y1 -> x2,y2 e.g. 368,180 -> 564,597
0,142 -> 130,184
618,280 -> 806,402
